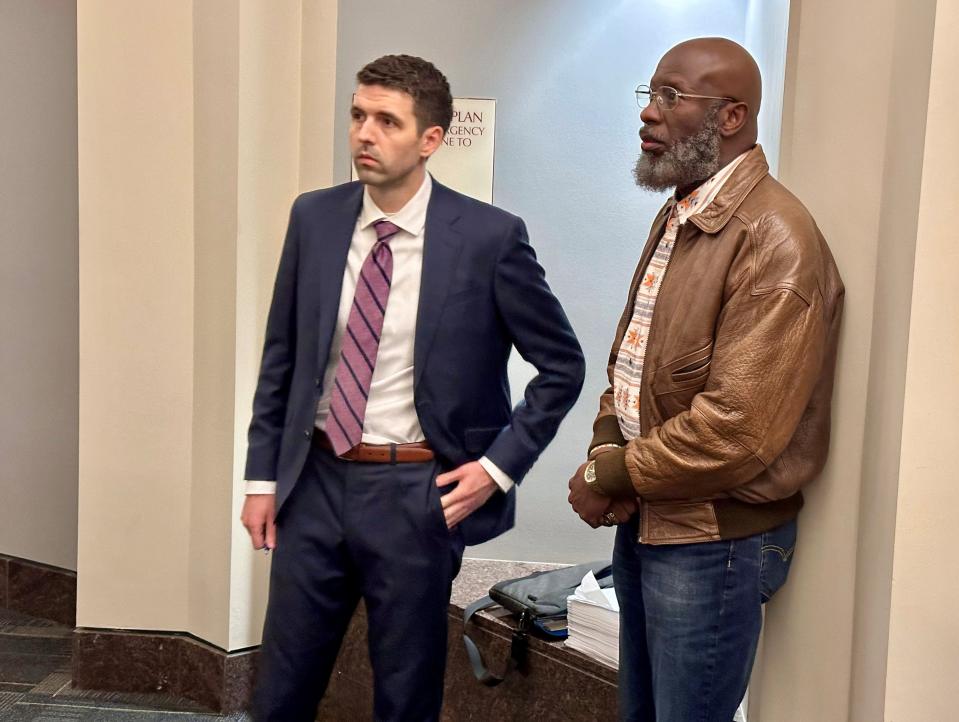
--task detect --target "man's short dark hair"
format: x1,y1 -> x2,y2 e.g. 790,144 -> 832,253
356,54 -> 453,134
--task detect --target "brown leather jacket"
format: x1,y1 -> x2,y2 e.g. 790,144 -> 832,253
589,145 -> 844,544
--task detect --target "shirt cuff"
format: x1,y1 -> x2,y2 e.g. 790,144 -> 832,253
245,480 -> 277,495
478,456 -> 514,493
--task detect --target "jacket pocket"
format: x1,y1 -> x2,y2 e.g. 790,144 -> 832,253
651,342 -> 713,417
671,356 -> 712,382
663,342 -> 713,386
446,285 -> 486,307
643,499 -> 721,543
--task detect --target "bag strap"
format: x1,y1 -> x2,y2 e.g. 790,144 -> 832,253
463,596 -> 530,687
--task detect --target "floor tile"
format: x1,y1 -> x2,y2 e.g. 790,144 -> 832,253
0,609 -> 60,629
8,702 -> 240,720
0,681 -> 34,693
0,691 -> 23,713
7,701 -> 251,720
0,634 -> 72,657
0,608 -> 253,720
0,653 -> 70,685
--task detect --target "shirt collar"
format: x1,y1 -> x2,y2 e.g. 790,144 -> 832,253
359,172 -> 433,236
671,149 -> 751,226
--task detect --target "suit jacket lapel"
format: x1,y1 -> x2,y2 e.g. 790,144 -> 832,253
414,182 -> 463,390
314,183 -> 364,372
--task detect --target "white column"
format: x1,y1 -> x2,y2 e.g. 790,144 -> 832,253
883,1 -> 959,717
754,0 -> 941,718
77,0 -> 338,651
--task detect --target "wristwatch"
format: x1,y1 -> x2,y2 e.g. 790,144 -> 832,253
583,460 -> 607,496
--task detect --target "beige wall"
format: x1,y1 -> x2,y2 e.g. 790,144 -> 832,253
76,0 -> 337,650
755,0 -> 899,714
77,0 -> 197,633
883,0 -> 959,717
228,0 -> 333,650
0,0 -> 79,571
228,0 -> 338,650
847,0 -> 937,718
190,0 -> 241,649
753,0 -> 949,719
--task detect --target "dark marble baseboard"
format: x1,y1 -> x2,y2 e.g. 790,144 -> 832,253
72,629 -> 258,714
317,558 -> 618,721
0,553 -> 77,627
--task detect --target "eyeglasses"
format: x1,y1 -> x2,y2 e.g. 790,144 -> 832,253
635,84 -> 736,111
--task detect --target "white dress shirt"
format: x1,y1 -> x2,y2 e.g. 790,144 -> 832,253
246,174 -> 513,494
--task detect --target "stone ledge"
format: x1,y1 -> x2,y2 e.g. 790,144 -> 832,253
319,558 -> 618,721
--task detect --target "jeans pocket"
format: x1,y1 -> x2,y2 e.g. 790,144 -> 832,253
759,518 -> 797,603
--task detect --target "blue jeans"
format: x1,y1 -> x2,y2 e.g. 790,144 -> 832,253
613,517 -> 797,722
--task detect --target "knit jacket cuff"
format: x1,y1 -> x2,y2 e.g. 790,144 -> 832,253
589,415 -> 627,453
593,447 -> 635,498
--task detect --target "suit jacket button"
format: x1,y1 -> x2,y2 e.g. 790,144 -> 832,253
314,377 -> 321,386
303,428 -> 312,438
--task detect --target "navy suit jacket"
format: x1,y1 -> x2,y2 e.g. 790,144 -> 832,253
244,179 -> 585,546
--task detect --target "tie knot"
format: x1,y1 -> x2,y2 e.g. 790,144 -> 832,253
373,219 -> 400,243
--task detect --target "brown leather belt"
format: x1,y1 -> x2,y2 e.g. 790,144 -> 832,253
314,430 -> 435,463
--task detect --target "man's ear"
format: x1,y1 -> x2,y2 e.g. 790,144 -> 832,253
720,102 -> 749,137
420,125 -> 445,159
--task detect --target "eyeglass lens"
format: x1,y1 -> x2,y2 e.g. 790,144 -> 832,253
635,85 -> 680,110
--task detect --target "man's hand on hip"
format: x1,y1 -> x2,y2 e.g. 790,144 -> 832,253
436,461 -> 498,529
241,494 -> 277,551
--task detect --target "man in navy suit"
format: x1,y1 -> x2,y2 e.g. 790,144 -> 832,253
240,54 -> 585,721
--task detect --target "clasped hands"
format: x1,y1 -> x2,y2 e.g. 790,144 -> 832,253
567,455 -> 638,529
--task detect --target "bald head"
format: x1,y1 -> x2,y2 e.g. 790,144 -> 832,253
656,38 -> 762,144
634,38 -> 762,195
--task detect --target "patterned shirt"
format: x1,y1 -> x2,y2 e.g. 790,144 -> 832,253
614,152 -> 749,440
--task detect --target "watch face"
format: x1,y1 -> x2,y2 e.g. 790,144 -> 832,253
585,462 -> 596,483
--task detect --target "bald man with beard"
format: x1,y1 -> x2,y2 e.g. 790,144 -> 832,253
568,39 -> 844,721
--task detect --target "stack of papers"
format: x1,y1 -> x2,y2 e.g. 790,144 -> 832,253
564,571 -> 620,669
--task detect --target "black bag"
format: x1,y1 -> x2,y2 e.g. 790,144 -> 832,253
462,560 -> 613,686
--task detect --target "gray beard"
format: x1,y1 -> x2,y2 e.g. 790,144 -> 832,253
633,107 -> 723,193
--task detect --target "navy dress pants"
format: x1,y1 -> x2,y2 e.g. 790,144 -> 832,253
252,442 -> 465,722
613,517 -> 797,722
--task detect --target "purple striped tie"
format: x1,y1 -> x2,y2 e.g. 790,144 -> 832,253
326,219 -> 398,455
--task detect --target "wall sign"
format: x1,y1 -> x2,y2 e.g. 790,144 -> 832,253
428,97 -> 495,203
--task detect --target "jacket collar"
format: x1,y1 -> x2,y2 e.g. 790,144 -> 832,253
686,144 -> 770,234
